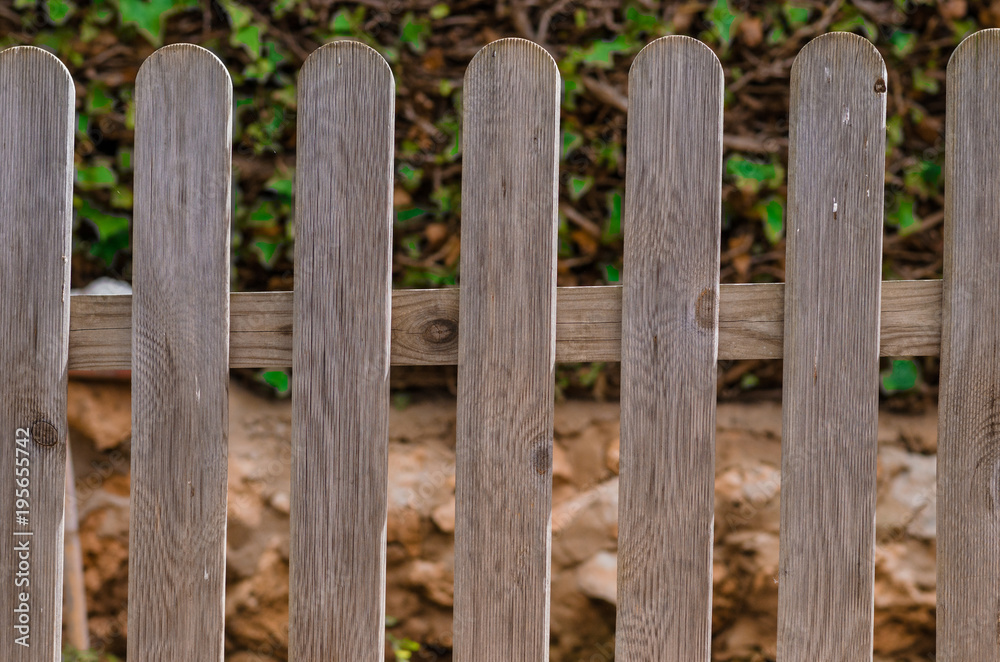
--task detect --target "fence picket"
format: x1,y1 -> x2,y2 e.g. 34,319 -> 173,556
128,45 -> 232,660
0,46 -> 73,661
937,28 -> 1000,661
454,38 -> 559,661
290,42 -> 394,661
616,36 -> 722,661
777,33 -> 886,660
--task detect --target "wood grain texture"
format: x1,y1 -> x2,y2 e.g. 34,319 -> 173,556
128,44 -> 232,661
453,38 -> 559,661
937,28 -> 1000,661
289,42 -> 394,661
64,279 -> 943,369
777,33 -> 886,661
0,46 -> 73,662
615,36 -> 722,661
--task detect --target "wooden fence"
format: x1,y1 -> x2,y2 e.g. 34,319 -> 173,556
0,26 -> 997,662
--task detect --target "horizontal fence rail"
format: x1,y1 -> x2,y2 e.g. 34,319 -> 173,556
67,279 -> 942,369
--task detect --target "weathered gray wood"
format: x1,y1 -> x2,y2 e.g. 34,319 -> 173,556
937,28 -> 1000,662
0,46 -> 73,662
64,279 -> 944,369
289,42 -> 394,661
616,36 -> 722,661
454,38 -> 559,661
128,44 -> 232,661
777,33 -> 886,661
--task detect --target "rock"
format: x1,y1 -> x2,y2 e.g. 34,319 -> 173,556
556,420 -> 618,490
876,446 -> 936,541
715,463 -> 781,536
229,654 -> 280,662
407,559 -> 454,607
576,551 -> 617,605
67,383 -> 942,662
431,498 -> 455,533
388,507 -> 425,557
269,492 -> 290,515
552,442 -> 573,482
606,436 -> 619,474
552,478 -> 618,566
878,408 -> 938,454
67,380 -> 131,450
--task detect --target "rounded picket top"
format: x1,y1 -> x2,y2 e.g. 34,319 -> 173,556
465,37 -> 559,87
948,28 -> 1000,79
299,39 -> 394,90
629,35 -> 722,85
0,44 -> 73,89
791,31 -> 886,93
0,43 -> 74,260
136,42 -> 232,94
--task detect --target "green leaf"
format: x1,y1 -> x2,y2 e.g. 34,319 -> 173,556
46,0 -> 75,24
255,240 -> 278,264
604,191 -> 622,243
222,0 -> 253,28
919,161 -> 941,187
400,14 -> 429,52
624,6 -> 659,31
262,370 -> 290,394
266,174 -> 293,202
912,68 -> 939,94
567,175 -> 593,200
397,163 -> 422,189
889,30 -> 917,58
429,3 -> 449,19
725,155 -> 782,193
782,4 -> 811,28
76,164 -> 117,190
581,35 -> 631,67
117,148 -> 132,171
118,0 -> 195,45
888,198 -> 919,234
396,207 -> 425,223
881,359 -> 918,393
706,0 -> 739,46
331,10 -> 353,35
605,264 -> 619,283
78,200 -> 129,265
233,24 -> 261,55
757,198 -> 784,243
562,77 -> 580,110
87,87 -> 115,113
561,130 -> 582,159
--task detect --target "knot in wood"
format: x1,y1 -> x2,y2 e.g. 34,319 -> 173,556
531,443 -> 552,475
421,317 -> 458,346
30,420 -> 59,447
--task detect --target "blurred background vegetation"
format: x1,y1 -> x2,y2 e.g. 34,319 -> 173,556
0,0 -> 974,403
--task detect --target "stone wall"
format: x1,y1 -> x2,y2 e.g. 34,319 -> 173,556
65,380 -> 938,661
